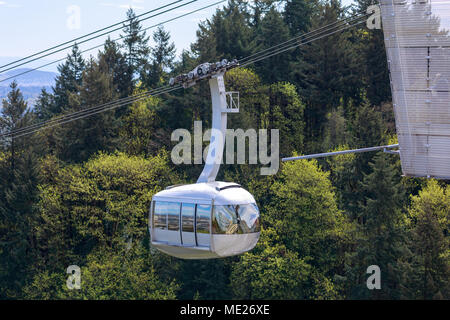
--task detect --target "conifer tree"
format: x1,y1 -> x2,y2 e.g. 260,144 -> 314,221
0,82 -> 34,167
255,7 -> 291,83
355,0 -> 391,105
404,181 -> 450,299
53,44 -> 85,113
0,82 -> 38,298
249,0 -> 275,28
51,58 -> 119,163
192,1 -> 253,62
121,8 -> 150,84
99,37 -> 133,98
33,88 -> 55,121
284,0 -> 314,34
299,0 -> 364,150
346,152 -> 407,299
145,26 -> 176,88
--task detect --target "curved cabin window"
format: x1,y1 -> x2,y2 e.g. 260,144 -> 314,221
167,202 -> 180,231
181,203 -> 195,233
196,204 -> 211,234
153,201 -> 168,229
212,204 -> 260,234
153,201 -> 180,231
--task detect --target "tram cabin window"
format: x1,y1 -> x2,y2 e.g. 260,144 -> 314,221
153,201 -> 181,230
153,201 -> 168,229
196,204 -> 211,234
167,202 -> 180,231
212,204 -> 260,234
181,203 -> 195,233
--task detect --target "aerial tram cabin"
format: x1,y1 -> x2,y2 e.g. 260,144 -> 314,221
150,182 -> 260,259
150,59 -> 260,259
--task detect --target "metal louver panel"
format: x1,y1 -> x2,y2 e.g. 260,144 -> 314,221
381,0 -> 450,179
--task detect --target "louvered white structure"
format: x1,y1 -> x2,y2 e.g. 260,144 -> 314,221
380,0 -> 450,178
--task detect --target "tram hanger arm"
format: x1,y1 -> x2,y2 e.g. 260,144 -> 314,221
282,144 -> 400,162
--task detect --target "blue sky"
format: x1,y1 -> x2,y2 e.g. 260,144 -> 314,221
0,0 -> 355,72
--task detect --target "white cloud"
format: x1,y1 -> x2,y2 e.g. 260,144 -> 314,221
120,4 -> 144,10
100,2 -> 144,10
175,9 -> 207,15
0,1 -> 22,8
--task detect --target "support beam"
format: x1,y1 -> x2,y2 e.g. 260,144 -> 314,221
282,144 -> 400,162
197,73 -> 228,183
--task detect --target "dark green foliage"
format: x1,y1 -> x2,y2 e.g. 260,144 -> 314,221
121,8 -> 150,83
299,1 -> 365,150
192,1 -> 253,62
254,7 -> 291,83
33,88 -> 55,121
144,26 -> 176,88
284,0 -> 314,34
345,152 -> 407,299
99,38 -> 134,99
52,44 -> 85,113
0,82 -> 34,154
177,259 -> 232,300
401,181 -> 450,299
48,58 -> 120,163
0,83 -> 39,298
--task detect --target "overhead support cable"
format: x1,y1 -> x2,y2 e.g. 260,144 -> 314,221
0,10 -> 368,139
1,85 -> 183,139
3,84 -> 173,137
0,0 -> 200,75
0,0 -> 226,84
238,11 -> 370,65
239,12 -> 369,67
0,0 -> 186,72
282,145 -> 400,162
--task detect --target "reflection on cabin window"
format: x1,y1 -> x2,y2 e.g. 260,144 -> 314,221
196,204 -> 211,234
167,202 -> 180,231
181,203 -> 195,232
154,201 -> 181,231
212,204 -> 260,234
153,201 -> 167,229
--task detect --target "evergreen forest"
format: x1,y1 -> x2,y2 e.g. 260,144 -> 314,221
0,0 -> 448,300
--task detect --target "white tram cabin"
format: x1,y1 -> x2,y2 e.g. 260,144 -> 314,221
149,182 -> 260,259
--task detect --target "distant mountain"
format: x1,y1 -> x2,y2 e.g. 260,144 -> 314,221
0,68 -> 57,107
0,56 -> 58,73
